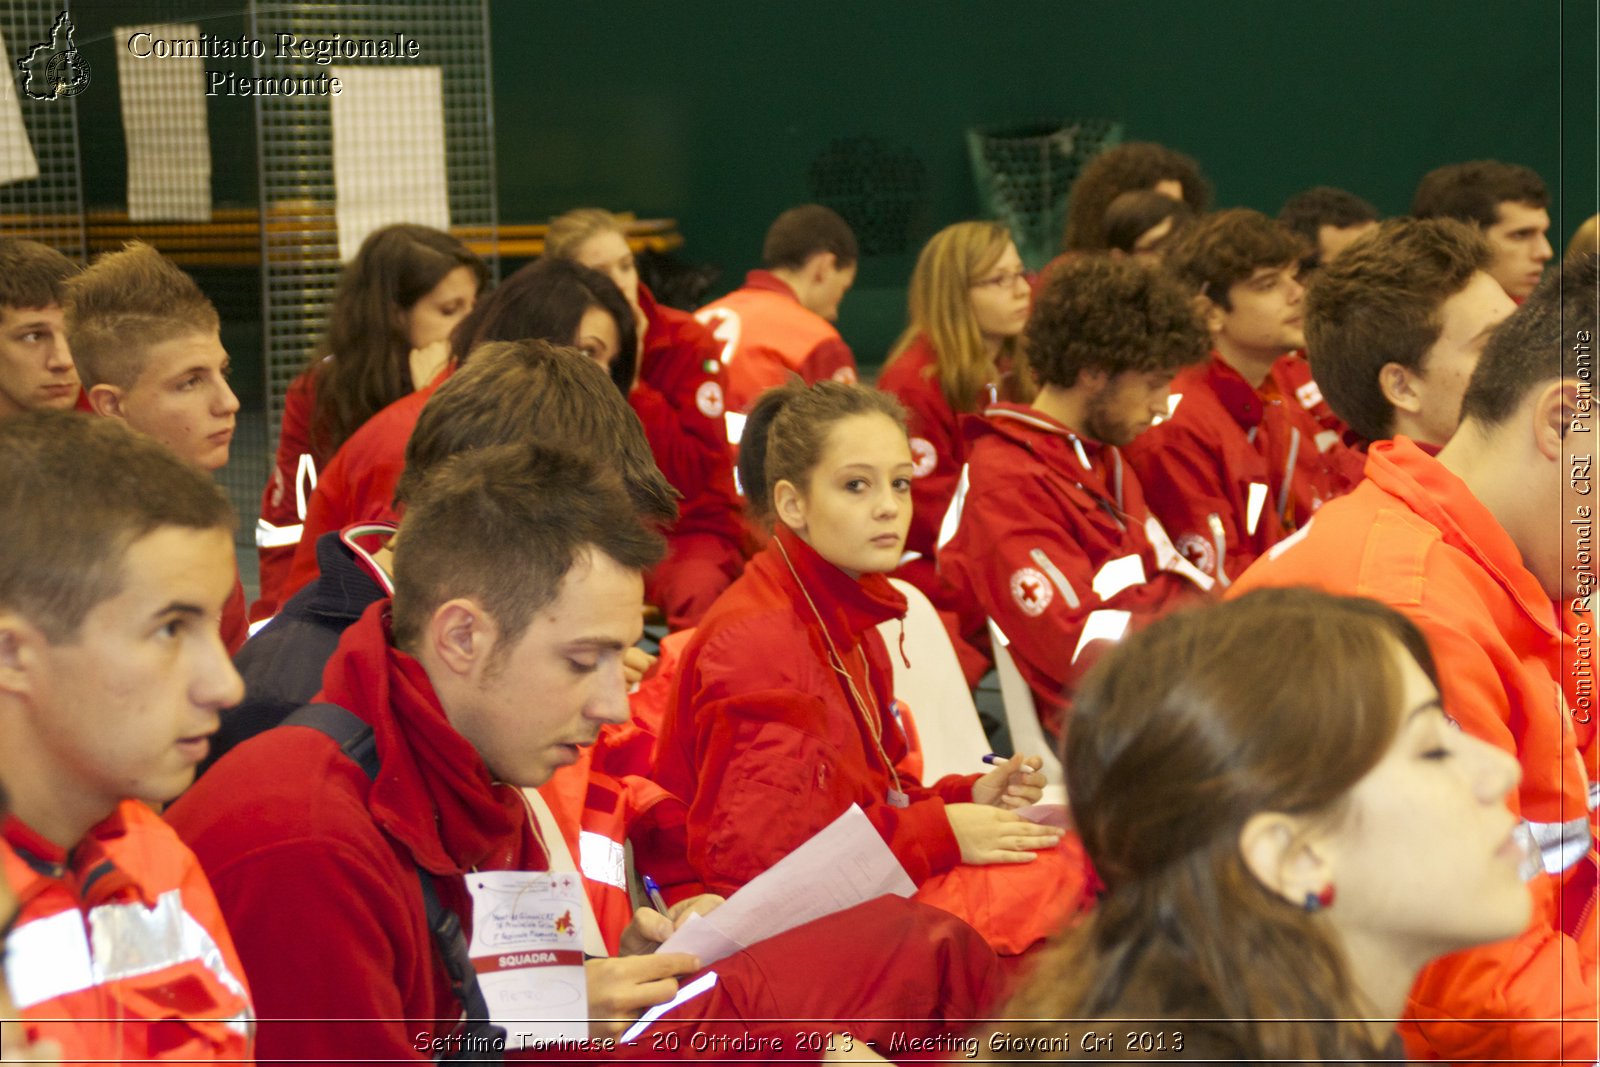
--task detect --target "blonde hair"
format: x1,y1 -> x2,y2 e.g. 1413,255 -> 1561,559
1568,214 -> 1600,264
545,208 -> 626,262
887,221 -> 1033,414
64,241 -> 219,389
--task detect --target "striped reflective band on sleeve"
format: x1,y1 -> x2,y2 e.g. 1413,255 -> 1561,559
1245,483 -> 1268,537
1029,548 -> 1079,610
578,831 -> 628,891
7,890 -> 254,1036
725,410 -> 747,445
1091,554 -> 1147,602
254,517 -> 304,548
1278,427 -> 1301,522
935,464 -> 971,551
1526,814 -> 1593,875
1207,513 -> 1231,588
1072,609 -> 1131,664
294,451 -> 317,520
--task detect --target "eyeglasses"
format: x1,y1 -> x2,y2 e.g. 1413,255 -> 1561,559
970,268 -> 1028,290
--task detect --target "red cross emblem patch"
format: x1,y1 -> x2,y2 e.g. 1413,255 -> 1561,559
1009,566 -> 1052,616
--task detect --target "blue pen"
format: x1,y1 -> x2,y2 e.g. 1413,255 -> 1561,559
982,752 -> 1003,765
641,873 -> 670,914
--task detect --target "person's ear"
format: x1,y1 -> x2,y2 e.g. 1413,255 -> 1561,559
773,478 -> 807,534
1079,368 -> 1111,393
426,598 -> 499,681
806,251 -> 836,285
1379,362 -> 1425,416
1239,811 -> 1333,909
1536,378 -> 1578,462
87,383 -> 127,420
1194,293 -> 1225,338
0,613 -> 46,700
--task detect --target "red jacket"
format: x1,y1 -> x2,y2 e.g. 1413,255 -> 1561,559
1272,348 -> 1350,442
2,801 -> 255,1063
694,271 -> 856,412
253,369 -> 319,620
1231,438 -> 1598,1064
940,404 -> 1213,735
634,284 -> 741,545
222,572 -> 247,654
653,524 -> 975,893
1124,353 -> 1349,585
282,385 -> 437,601
167,600 -> 546,1061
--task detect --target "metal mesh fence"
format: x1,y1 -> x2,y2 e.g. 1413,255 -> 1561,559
0,1 -> 86,261
250,0 -> 498,462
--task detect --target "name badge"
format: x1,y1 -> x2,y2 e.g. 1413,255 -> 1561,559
466,871 -> 589,1044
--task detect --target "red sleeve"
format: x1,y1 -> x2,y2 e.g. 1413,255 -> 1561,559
942,473 -> 1199,736
1125,421 -> 1265,585
282,445 -> 403,601
880,370 -> 962,561
254,373 -> 318,619
798,337 -> 858,387
683,684 -> 962,894
201,838 -> 431,1060
220,573 -> 247,655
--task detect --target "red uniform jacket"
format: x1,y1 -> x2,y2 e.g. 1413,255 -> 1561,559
1272,348 -> 1350,442
253,369 -> 319,620
1232,438 -> 1598,1065
694,271 -> 856,412
168,600 -> 547,1061
282,384 -> 437,601
653,524 -> 975,893
633,285 -> 745,627
940,405 -> 1213,735
1124,353 -> 1349,586
2,802 -> 255,1062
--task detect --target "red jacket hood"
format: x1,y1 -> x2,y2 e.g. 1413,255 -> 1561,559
1365,437 -> 1560,638
964,402 -> 1126,500
315,600 -> 532,875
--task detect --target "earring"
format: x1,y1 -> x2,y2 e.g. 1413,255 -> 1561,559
1303,884 -> 1336,912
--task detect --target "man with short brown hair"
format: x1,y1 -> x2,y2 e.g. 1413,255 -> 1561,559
1412,160 -> 1553,300
0,238 -> 78,420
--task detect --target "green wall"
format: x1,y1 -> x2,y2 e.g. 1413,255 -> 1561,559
491,0 -> 1594,370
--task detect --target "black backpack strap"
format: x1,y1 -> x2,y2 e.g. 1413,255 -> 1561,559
283,703 -> 506,1061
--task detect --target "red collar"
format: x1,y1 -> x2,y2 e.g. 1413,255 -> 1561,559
316,602 -> 533,875
1202,353 -> 1271,430
2,802 -> 155,907
741,269 -> 802,302
974,403 -> 1125,504
764,525 -> 907,653
1365,437 -> 1559,636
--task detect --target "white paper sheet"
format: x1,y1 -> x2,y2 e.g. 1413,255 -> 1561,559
0,29 -> 40,186
116,24 -> 211,221
657,804 -> 916,965
331,66 -> 449,262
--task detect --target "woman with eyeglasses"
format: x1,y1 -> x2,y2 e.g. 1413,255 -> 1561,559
877,221 -> 1036,678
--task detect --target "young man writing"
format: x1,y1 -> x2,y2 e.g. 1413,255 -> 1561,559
0,412 -> 253,1061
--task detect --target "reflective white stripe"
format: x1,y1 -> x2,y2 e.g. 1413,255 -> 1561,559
1245,482 -> 1268,537
1264,518 -> 1314,562
1145,516 -> 1214,592
1278,427 -> 1301,521
1092,554 -> 1147,601
1295,380 -> 1324,410
8,890 -> 254,1035
1029,547 -> 1079,610
578,831 -> 628,891
1070,437 -> 1090,471
725,410 -> 747,445
1207,513 -> 1231,588
1526,815 -> 1593,875
247,616 -> 273,638
1072,609 -> 1131,663
5,910 -> 94,1009
620,969 -> 719,1043
1165,392 -> 1183,418
897,550 -> 923,565
1314,429 -> 1340,453
254,517 -> 304,548
294,451 -> 318,521
935,463 -> 970,551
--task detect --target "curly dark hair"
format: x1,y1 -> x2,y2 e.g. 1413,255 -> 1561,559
1026,256 -> 1209,389
1278,186 -> 1379,266
1061,142 -> 1212,252
1164,210 -> 1306,311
